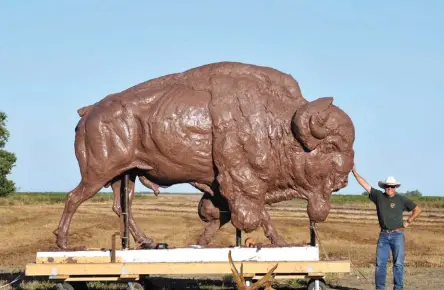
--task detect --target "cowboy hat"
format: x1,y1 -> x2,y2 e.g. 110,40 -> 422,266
378,176 -> 401,189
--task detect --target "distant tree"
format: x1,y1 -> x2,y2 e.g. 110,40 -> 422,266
0,111 -> 17,197
404,189 -> 422,197
362,191 -> 368,195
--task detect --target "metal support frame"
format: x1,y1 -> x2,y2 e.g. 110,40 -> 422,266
310,221 -> 316,246
236,229 -> 241,247
121,174 -> 130,249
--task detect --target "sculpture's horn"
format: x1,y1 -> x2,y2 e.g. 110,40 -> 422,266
291,97 -> 333,151
309,113 -> 328,139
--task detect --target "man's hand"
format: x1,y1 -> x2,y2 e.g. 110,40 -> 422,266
405,206 -> 422,228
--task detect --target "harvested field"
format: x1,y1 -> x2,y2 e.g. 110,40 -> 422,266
0,193 -> 443,289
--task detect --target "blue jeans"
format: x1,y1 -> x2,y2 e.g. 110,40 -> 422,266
375,230 -> 405,290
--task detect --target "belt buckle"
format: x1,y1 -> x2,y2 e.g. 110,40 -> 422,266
382,228 -> 402,233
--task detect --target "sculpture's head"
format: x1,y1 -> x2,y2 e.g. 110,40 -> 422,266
291,97 -> 355,222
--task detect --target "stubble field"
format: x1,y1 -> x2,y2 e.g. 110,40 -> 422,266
0,192 -> 443,289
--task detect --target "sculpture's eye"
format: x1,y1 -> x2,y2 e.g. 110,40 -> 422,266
322,143 -> 337,154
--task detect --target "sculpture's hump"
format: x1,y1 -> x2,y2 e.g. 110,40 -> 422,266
120,61 -> 303,99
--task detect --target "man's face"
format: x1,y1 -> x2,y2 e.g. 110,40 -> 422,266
384,185 -> 397,196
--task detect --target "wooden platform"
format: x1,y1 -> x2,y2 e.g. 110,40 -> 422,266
26,260 -> 350,281
25,246 -> 350,282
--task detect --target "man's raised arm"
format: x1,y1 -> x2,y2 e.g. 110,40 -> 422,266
351,166 -> 371,193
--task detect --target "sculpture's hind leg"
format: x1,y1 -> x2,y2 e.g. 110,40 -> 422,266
53,180 -> 106,250
197,192 -> 230,245
110,175 -> 156,248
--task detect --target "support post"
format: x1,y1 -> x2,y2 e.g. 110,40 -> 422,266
121,174 -> 130,249
310,221 -> 316,246
236,229 -> 241,247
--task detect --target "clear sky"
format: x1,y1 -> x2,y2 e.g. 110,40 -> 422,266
1,1 -> 443,196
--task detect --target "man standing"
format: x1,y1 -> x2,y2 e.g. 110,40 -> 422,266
351,166 -> 422,290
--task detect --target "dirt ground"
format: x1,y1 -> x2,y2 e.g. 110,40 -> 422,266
0,194 -> 443,289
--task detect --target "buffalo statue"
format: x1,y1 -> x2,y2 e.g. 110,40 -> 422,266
53,61 -> 355,249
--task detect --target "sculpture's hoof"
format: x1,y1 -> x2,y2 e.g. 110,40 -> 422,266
136,239 -> 156,249
196,238 -> 210,246
272,238 -> 288,247
56,237 -> 69,250
138,243 -> 156,249
196,239 -> 205,245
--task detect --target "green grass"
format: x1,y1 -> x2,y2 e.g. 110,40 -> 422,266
1,192 -> 444,209
0,192 -> 118,206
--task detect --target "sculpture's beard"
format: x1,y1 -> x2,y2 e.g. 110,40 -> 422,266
307,195 -> 331,222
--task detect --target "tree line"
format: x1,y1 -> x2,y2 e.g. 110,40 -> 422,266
0,111 -> 17,197
362,189 -> 423,197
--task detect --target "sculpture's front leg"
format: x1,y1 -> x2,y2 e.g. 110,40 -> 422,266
260,209 -> 287,246
196,192 -> 231,245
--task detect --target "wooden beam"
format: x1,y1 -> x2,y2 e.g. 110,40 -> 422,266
26,260 -> 350,277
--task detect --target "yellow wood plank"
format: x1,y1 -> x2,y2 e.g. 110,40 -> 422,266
25,260 -> 350,277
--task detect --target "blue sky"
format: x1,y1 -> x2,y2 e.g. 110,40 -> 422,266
1,1 -> 443,196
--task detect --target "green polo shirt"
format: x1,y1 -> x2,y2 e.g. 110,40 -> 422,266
369,187 -> 417,230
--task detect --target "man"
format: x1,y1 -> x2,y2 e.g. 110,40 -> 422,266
351,166 -> 422,290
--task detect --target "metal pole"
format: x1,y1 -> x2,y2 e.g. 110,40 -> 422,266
236,229 -> 241,247
314,279 -> 320,290
121,174 -> 130,249
310,221 -> 316,246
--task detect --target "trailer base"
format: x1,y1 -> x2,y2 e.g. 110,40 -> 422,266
25,246 -> 348,290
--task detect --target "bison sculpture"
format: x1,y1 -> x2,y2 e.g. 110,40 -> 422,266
53,61 -> 355,249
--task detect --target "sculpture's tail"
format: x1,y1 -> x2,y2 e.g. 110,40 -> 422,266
74,115 -> 88,180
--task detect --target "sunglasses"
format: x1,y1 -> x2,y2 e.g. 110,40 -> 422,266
385,185 -> 397,189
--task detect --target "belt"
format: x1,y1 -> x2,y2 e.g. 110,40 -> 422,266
381,228 -> 404,233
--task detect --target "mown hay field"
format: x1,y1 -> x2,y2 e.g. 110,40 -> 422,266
1,192 -> 443,289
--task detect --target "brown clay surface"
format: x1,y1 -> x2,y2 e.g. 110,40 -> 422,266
54,61 -> 356,250
1,195 -> 443,289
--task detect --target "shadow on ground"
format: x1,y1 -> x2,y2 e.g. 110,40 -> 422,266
0,272 -> 363,290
